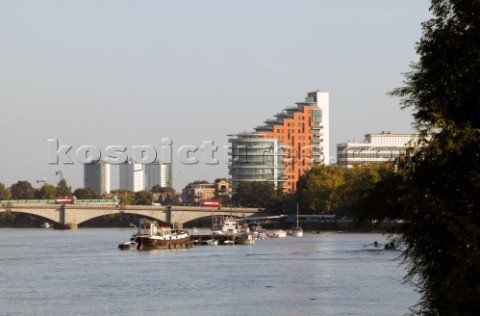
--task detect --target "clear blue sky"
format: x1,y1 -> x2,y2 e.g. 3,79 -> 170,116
0,1 -> 432,191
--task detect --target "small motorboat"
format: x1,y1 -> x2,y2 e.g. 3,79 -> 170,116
118,241 -> 138,250
269,230 -> 287,238
206,239 -> 219,246
237,233 -> 255,245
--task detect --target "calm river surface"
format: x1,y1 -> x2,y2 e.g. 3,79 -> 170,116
0,228 -> 418,316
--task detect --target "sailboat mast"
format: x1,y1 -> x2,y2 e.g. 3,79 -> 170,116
296,202 -> 299,228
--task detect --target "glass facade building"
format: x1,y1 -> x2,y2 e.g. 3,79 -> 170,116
228,132 -> 284,190
145,161 -> 172,190
84,161 -> 110,195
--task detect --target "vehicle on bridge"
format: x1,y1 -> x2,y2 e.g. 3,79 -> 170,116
201,199 -> 222,208
54,196 -> 75,204
1,197 -> 120,205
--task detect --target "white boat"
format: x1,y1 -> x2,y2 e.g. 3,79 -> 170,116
206,239 -> 219,246
291,227 -> 304,237
269,230 -> 287,238
212,216 -> 238,235
41,222 -> 52,229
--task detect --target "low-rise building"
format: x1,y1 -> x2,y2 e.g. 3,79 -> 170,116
337,131 -> 420,168
181,179 -> 232,206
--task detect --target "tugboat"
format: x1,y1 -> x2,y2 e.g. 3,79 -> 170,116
131,219 -> 192,250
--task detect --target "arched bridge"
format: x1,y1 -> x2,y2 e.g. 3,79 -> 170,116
0,203 -> 261,229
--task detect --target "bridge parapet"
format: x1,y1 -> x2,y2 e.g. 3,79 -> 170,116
0,203 -> 261,229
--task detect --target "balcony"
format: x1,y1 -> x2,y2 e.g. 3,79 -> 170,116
255,125 -> 273,132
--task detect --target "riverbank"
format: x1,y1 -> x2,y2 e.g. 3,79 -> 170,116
0,210 -> 400,232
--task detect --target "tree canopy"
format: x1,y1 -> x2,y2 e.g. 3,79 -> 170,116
9,181 -> 35,199
296,164 -> 398,217
150,185 -> 175,193
73,187 -> 100,199
0,182 -> 11,200
390,1 -> 480,314
234,181 -> 278,208
134,190 -> 154,205
56,179 -> 72,196
37,184 -> 57,200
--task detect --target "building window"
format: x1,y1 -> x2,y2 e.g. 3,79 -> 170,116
312,109 -> 322,123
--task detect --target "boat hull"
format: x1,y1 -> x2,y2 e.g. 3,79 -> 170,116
291,227 -> 304,237
135,236 -> 193,250
118,242 -> 138,250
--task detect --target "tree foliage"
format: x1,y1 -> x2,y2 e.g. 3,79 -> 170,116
296,164 -> 398,217
234,181 -> 277,208
390,1 -> 480,314
10,181 -> 35,199
134,190 -> 154,205
0,183 -> 11,200
56,179 -> 72,196
73,187 -> 100,199
37,184 -> 57,200
150,185 -> 175,194
297,165 -> 345,214
111,190 -> 133,205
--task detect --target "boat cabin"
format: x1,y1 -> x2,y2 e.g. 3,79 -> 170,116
138,220 -> 171,237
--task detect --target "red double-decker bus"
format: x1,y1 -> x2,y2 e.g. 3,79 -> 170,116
55,196 -> 75,204
201,199 -> 222,208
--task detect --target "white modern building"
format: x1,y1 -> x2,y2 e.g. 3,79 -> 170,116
144,161 -> 172,190
228,132 -> 285,190
119,160 -> 145,192
84,161 -> 111,195
337,132 -> 421,168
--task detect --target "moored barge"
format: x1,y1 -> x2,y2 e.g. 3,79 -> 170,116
132,219 -> 192,250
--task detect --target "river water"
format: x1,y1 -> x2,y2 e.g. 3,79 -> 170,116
0,228 -> 418,316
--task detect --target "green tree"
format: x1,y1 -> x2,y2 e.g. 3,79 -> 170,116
234,181 -> 276,208
10,181 -> 35,199
56,179 -> 72,196
297,165 -> 345,214
111,190 -> 133,205
38,184 -> 57,199
338,164 -> 397,217
73,187 -> 100,199
151,185 -> 175,194
390,1 -> 480,314
0,182 -> 11,200
134,190 -> 153,205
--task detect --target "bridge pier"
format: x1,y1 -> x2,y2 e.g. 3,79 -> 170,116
55,223 -> 78,230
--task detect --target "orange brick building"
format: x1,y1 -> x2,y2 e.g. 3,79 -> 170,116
255,91 -> 329,192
